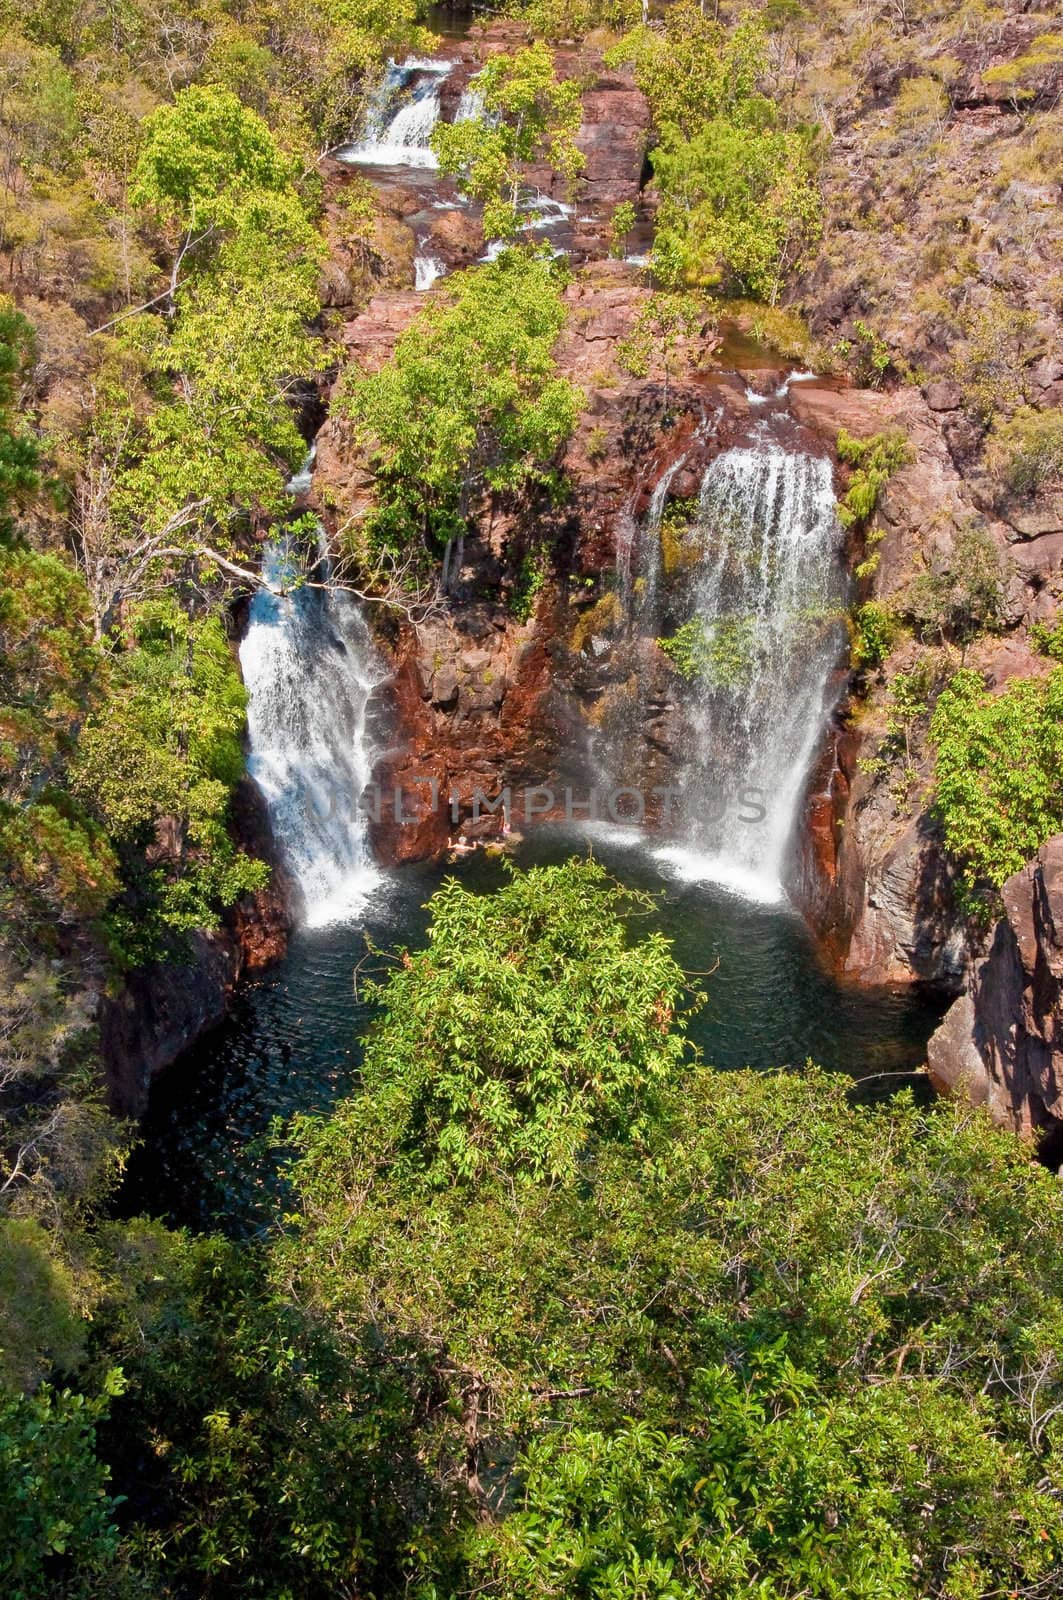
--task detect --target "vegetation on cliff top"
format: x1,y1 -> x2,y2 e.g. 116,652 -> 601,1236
337,248 -> 582,572
609,5 -> 821,302
431,41 -> 585,242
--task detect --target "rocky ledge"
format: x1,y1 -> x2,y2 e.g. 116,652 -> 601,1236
928,836 -> 1063,1155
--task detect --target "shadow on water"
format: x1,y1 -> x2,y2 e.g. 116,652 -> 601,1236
120,826 -> 947,1234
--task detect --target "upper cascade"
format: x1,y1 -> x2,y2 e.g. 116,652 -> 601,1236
339,56 -> 455,169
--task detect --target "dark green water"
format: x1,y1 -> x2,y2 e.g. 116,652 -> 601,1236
123,826 -> 946,1235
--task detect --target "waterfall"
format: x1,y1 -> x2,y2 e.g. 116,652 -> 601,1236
339,57 -> 453,169
414,253 -> 445,290
455,84 -> 485,123
656,448 -> 845,903
239,541 -> 383,928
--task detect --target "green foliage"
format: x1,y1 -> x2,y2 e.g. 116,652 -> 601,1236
0,1373 -> 124,1599
837,428 -> 911,530
931,665 -> 1063,909
87,1221 -> 429,1599
112,85 -> 325,546
0,302 -> 42,546
283,952 -> 1063,1600
832,318 -> 893,387
651,119 -> 821,303
1031,617 -> 1063,661
0,546 -> 118,933
906,523 -> 1004,649
609,7 -> 821,302
859,658 -> 937,810
849,599 -> 899,673
131,86 -> 299,227
0,1218 -> 86,1391
607,6 -> 772,142
616,292 -> 709,401
953,295 -> 1041,422
338,250 -> 582,556
505,0 -> 639,42
469,1362 -> 1058,1600
658,615 -> 760,689
11,869 -> 1063,1596
430,44 -> 584,242
511,547 -> 550,622
73,601 -> 267,962
985,405 -> 1063,498
608,200 -> 637,259
290,859 -> 693,1190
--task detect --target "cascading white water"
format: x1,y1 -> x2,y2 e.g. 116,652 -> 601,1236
455,84 -> 486,123
656,448 -> 845,903
414,254 -> 445,290
239,541 -> 383,928
339,57 -> 453,169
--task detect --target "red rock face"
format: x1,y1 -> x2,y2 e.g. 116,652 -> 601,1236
928,836 -> 1063,1151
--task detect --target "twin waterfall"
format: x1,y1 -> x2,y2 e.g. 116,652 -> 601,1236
236,53 -> 847,927
655,447 -> 845,903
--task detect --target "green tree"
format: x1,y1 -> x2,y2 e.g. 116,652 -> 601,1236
0,546 -> 118,935
0,302 -> 41,545
430,43 -> 584,242
289,857 -> 693,1191
337,249 -> 582,585
930,665 -> 1063,910
0,1373 -> 125,1600
608,7 -> 820,301
72,600 -> 267,961
278,872 -> 1063,1596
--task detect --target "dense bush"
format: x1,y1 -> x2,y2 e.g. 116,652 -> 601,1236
338,249 -> 581,562
931,665 -> 1063,909
5,862 -> 1063,1594
608,6 -> 821,301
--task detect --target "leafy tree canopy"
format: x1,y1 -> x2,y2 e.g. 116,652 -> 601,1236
931,665 -> 1063,912
337,249 -> 582,555
608,6 -> 820,301
431,42 -> 584,242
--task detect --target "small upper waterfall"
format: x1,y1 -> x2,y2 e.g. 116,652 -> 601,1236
414,253 -> 445,290
339,57 -> 453,169
657,447 -> 845,902
239,542 -> 383,928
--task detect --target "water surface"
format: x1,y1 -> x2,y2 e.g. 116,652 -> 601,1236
123,828 -> 945,1233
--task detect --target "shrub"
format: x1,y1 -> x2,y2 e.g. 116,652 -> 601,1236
985,406 -> 1063,498
906,522 -> 1004,649
837,428 -> 912,531
289,859 -> 693,1189
608,200 -> 637,259
930,665 -> 1063,909
849,600 -> 899,672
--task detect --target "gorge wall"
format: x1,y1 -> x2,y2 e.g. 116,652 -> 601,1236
110,11 -> 1063,1143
